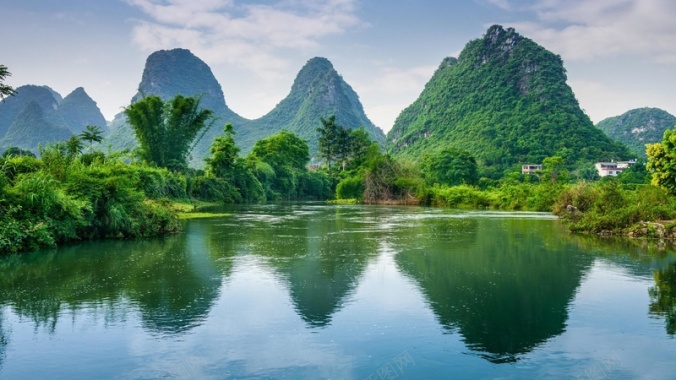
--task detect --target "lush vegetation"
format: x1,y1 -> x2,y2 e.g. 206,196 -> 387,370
0,145 -> 181,254
647,125 -> 676,195
125,95 -> 214,171
3,42 -> 676,255
387,25 -> 630,178
597,108 -> 676,159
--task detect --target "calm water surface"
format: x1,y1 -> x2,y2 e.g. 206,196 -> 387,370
1,204 -> 675,379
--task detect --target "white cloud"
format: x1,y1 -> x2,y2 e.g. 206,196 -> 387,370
125,0 -> 362,77
568,79 -> 676,123
353,64 -> 437,131
492,0 -> 676,63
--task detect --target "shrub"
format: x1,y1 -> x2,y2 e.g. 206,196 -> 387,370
336,175 -> 364,200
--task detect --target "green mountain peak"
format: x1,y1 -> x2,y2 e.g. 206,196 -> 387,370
387,25 -> 630,177
244,56 -> 385,158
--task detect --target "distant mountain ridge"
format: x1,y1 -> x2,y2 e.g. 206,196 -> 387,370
105,49 -> 384,166
0,85 -> 107,153
387,25 -> 630,176
596,108 -> 676,159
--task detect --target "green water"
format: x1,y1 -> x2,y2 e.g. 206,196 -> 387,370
1,204 -> 675,379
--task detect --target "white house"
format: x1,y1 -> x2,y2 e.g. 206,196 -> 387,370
521,164 -> 542,175
594,160 -> 636,177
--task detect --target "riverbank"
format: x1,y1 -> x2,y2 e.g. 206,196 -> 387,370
554,182 -> 676,240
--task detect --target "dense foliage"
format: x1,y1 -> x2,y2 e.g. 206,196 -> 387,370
420,148 -> 479,186
0,145 -> 180,254
125,95 -> 214,171
554,182 -> 676,234
387,25 -> 630,177
597,108 -> 676,159
248,129 -> 331,200
647,124 -> 676,195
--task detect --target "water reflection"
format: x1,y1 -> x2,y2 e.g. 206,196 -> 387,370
395,217 -> 594,362
2,204 -> 676,378
0,310 -> 6,371
215,204 -> 381,327
0,221 -> 224,335
649,263 -> 676,335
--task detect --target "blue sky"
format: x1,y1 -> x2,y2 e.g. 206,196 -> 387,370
1,0 -> 675,132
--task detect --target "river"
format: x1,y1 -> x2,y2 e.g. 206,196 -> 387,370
0,203 -> 675,379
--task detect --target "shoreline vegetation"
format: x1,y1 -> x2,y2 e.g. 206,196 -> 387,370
2,94 -> 676,254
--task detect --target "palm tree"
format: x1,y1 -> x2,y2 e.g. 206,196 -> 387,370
79,125 -> 104,152
66,135 -> 84,159
0,65 -> 16,101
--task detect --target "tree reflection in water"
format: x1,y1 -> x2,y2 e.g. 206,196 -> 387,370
649,262 -> 676,335
395,216 -> 594,363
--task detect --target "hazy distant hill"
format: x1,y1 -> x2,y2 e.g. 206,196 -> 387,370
596,108 -> 676,159
0,85 -> 107,153
0,85 -> 62,138
59,87 -> 108,135
244,57 -> 385,157
387,25 -> 629,176
0,101 -> 72,151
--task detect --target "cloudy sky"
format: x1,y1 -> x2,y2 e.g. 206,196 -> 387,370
1,0 -> 674,132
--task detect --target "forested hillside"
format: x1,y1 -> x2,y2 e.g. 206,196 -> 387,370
387,25 -> 630,177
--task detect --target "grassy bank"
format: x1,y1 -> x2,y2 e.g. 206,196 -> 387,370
553,182 -> 676,238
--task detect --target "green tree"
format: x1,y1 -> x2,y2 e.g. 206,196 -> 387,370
617,159 -> 649,185
541,156 -> 569,183
335,126 -> 352,170
205,124 -> 240,178
348,127 -> 374,166
251,130 -> 310,171
66,135 -> 83,160
250,130 -> 310,199
317,115 -> 341,171
421,148 -> 479,186
0,64 -> 16,101
647,125 -> 676,194
125,95 -> 213,171
2,146 -> 35,158
201,124 -> 264,203
578,163 -> 600,182
78,125 -> 104,152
